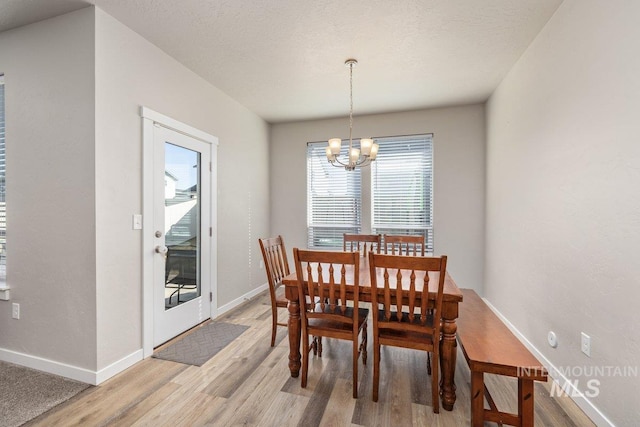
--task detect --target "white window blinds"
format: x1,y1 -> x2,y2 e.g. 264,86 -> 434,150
307,141 -> 362,249
372,134 -> 434,252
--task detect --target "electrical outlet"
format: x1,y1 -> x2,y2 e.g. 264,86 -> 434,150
581,332 -> 591,357
12,303 -> 20,319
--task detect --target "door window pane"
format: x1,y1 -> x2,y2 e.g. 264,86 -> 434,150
164,143 -> 201,309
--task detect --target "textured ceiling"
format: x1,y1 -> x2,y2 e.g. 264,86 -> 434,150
0,0 -> 563,123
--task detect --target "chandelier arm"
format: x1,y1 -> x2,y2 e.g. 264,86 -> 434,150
331,153 -> 373,169
331,157 -> 348,167
355,156 -> 372,167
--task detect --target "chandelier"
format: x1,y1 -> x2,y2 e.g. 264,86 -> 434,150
325,59 -> 379,170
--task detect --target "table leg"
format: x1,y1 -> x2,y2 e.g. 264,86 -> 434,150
287,298 -> 301,377
440,304 -> 458,411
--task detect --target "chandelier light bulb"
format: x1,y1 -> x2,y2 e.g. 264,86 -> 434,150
328,138 -> 342,155
370,143 -> 379,160
360,138 -> 373,156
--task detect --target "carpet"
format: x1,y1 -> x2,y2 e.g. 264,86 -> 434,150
153,321 -> 249,366
0,361 -> 90,427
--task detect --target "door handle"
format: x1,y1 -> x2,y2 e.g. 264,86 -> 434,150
155,245 -> 168,259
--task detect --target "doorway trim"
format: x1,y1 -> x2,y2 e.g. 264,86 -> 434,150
140,107 -> 218,358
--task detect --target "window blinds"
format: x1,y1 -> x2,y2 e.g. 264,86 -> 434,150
371,134 -> 434,252
307,141 -> 362,249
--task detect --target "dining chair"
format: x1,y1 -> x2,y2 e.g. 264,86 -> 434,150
164,247 -> 198,308
343,233 -> 382,257
293,248 -> 368,398
383,234 -> 435,371
383,234 -> 432,371
258,236 -> 290,347
383,234 -> 426,256
368,251 -> 447,413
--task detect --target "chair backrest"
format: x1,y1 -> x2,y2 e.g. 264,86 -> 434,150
369,252 -> 447,337
165,247 -> 197,284
383,234 -> 425,256
293,248 -> 360,327
258,236 -> 290,294
343,233 -> 382,257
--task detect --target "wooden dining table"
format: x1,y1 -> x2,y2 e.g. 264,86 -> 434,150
282,255 -> 464,411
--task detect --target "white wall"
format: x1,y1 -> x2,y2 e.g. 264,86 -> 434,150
485,1 -> 640,425
94,8 -> 270,370
0,9 -> 97,369
0,5 -> 270,381
270,105 -> 485,291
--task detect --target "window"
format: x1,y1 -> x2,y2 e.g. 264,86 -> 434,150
307,141 -> 361,248
306,133 -> 434,252
372,134 -> 433,252
0,74 -> 5,285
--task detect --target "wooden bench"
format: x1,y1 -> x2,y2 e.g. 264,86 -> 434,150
456,289 -> 548,427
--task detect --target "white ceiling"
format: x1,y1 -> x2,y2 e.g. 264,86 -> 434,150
0,0 -> 563,123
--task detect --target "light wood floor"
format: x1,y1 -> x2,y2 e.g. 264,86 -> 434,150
28,292 -> 595,426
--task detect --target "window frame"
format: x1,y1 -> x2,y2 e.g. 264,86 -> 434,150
306,133 -> 434,252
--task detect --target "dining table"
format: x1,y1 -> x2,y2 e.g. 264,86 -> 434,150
282,253 -> 464,411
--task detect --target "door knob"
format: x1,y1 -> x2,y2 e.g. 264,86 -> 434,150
155,245 -> 168,259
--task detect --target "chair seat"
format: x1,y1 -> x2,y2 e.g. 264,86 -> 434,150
309,306 -> 369,333
274,285 -> 288,307
377,310 -> 435,350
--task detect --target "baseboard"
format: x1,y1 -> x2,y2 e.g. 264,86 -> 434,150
0,347 -> 143,386
216,283 -> 268,317
0,347 -> 96,384
481,298 -> 615,427
95,349 -> 143,384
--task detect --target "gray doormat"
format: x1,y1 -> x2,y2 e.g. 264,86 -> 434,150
153,321 -> 249,366
0,361 -> 90,427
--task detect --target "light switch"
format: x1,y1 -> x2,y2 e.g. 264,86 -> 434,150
132,214 -> 143,230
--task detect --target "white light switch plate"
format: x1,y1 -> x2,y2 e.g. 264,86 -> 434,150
132,214 -> 143,230
581,332 -> 591,357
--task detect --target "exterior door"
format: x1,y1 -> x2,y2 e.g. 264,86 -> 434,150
153,125 -> 211,346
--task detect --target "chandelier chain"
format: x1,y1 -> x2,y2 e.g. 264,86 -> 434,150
349,61 -> 353,146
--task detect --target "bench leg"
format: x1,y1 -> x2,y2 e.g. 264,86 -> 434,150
518,378 -> 534,427
470,370 -> 484,427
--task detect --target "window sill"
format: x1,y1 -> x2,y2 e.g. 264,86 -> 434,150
0,285 -> 9,301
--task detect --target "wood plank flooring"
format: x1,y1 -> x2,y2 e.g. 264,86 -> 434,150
27,292 -> 595,426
